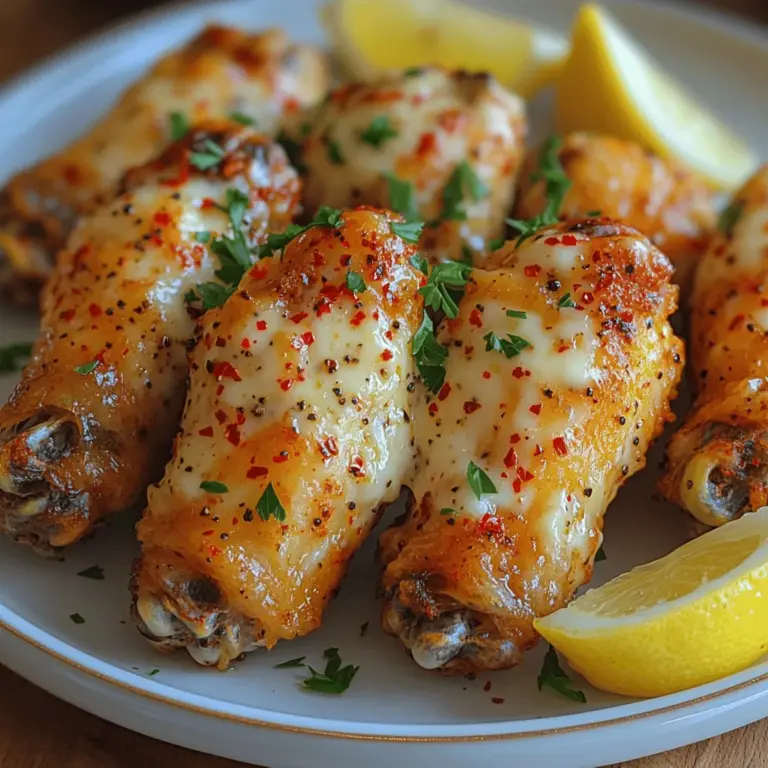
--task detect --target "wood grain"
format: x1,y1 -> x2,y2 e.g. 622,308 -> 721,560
0,1 -> 767,767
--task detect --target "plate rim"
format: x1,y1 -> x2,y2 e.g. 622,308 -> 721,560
1,0 -> 768,747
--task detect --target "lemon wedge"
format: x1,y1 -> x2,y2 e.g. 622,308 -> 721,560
534,508 -> 768,698
555,4 -> 757,190
321,0 -> 567,98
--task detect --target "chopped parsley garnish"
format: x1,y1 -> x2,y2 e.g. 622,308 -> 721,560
326,138 -> 345,165
200,480 -> 228,494
191,282 -> 236,310
595,545 -> 607,562
276,129 -> 306,174
488,237 -> 505,251
275,656 -> 306,669
385,173 -> 419,221
440,161 -> 489,222
302,647 -> 359,694
345,270 -> 367,294
404,67 -> 423,77
77,565 -> 104,581
483,331 -> 531,359
257,206 -> 344,259
169,111 -> 189,141
506,309 -> 527,319
74,360 -> 100,375
229,111 -> 255,126
391,220 -> 424,244
412,313 -> 448,394
189,139 -> 226,170
586,209 -> 603,217
409,253 -> 429,274
194,231 -> 211,244
418,261 -> 472,319
460,245 -> 474,265
69,613 -> 85,624
256,482 -> 286,522
507,136 -> 571,245
558,293 -> 576,308
466,461 -> 497,499
0,342 -> 33,373
440,508 -> 456,516
718,200 -> 744,237
538,645 -> 587,703
148,669 -> 160,677
360,115 -> 398,148
223,188 -> 249,229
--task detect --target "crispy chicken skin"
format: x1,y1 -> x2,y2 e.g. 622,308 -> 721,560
132,208 -> 422,667
0,25 -> 328,303
0,123 -> 301,552
514,133 -> 716,294
301,69 -> 526,268
659,165 -> 768,528
379,220 -> 683,673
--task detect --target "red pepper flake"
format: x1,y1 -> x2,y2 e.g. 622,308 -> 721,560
561,234 -> 578,246
428,402 -> 439,416
581,291 -> 594,305
215,409 -> 227,424
302,332 -> 315,346
558,345 -> 569,353
322,437 -> 339,456
216,384 -> 225,397
592,250 -> 602,263
203,530 -> 214,537
291,312 -> 309,324
385,330 -> 394,341
553,436 -> 568,456
225,424 -> 241,446
483,681 -> 492,692
482,371 -> 491,380
349,456 -> 366,477
544,236 -> 560,246
529,403 -> 542,415
512,366 -> 526,379
273,453 -> 289,464
247,466 -> 268,479
256,320 -> 267,331
249,265 -> 269,281
212,362 -> 242,381
510,433 -> 521,444
478,513 -> 503,535
88,303 -> 102,318
381,349 -> 394,362
512,478 -> 522,493
241,338 -> 251,349
350,310 -> 366,327
200,197 -> 218,209
416,132 -> 437,158
469,309 -> 483,328
534,444 -> 543,456
503,447 -> 518,468
198,426 -> 214,437
463,401 -> 481,414
438,383 -> 452,401
153,211 -> 170,227
215,337 -> 227,348
492,697 -> 505,705
524,265 -> 541,277
729,314 -> 745,331
208,546 -> 222,557
60,308 -> 76,321
518,468 -> 535,482
279,379 -> 293,391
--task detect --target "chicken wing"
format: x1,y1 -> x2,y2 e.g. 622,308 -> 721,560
301,69 -> 526,268
0,123 -> 301,552
379,220 -> 683,673
0,25 -> 327,303
132,207 -> 422,666
658,165 -> 768,528
513,133 -> 716,294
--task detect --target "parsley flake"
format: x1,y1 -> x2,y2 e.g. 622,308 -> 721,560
148,669 -> 160,677
385,173 -> 419,221
466,461 -> 497,499
391,220 -> 424,244
418,260 -> 472,319
507,136 -> 571,245
276,129 -> 306,174
256,482 -> 286,522
77,565 -> 104,581
302,647 -> 359,695
0,343 -> 33,373
718,200 -> 744,237
70,613 -> 85,624
412,313 -> 448,394
506,309 -> 527,319
194,231 -> 211,244
224,187 -> 249,229
483,331 -> 531,359
595,545 -> 607,562
360,115 -> 398,148
409,253 -> 429,274
558,293 -> 576,308
257,206 -> 344,259
538,645 -> 587,703
200,480 -> 228,494
440,508 -> 456,516
275,656 -> 306,669
74,360 -> 100,375
229,111 -> 255,126
346,270 -> 367,294
190,282 -> 235,310
169,111 -> 189,141
326,138 -> 345,165
189,139 -> 226,170
586,209 -> 603,217
440,161 -> 489,222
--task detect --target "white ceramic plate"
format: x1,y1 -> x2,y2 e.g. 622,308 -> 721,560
0,2 -> 767,767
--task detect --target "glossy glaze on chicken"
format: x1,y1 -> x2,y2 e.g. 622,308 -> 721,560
379,220 -> 683,673
0,25 -> 328,303
0,123 -> 300,551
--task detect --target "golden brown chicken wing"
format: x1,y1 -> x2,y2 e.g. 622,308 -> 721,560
0,25 -> 328,303
132,207 -> 422,666
301,68 -> 526,268
0,123 -> 301,551
379,219 -> 683,673
513,133 -> 716,294
659,165 -> 768,528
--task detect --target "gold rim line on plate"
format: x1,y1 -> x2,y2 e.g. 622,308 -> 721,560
1,616 -> 767,743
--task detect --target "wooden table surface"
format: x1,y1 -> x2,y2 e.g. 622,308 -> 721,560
1,1 -> 767,767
